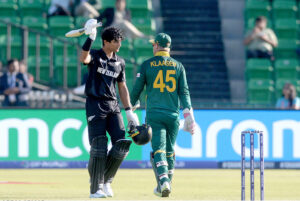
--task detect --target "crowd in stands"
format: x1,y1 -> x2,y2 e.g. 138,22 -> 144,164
0,59 -> 32,107
0,0 -> 152,107
244,16 -> 278,60
48,0 -> 147,39
48,0 -> 100,18
244,15 -> 300,110
276,82 -> 300,109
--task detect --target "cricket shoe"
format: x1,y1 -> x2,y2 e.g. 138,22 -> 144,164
103,183 -> 114,197
160,181 -> 171,197
153,186 -> 162,197
90,184 -> 107,198
90,189 -> 107,198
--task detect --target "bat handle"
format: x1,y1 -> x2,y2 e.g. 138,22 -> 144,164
93,22 -> 102,28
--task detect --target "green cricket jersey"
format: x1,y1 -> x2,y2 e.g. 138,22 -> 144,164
130,51 -> 191,115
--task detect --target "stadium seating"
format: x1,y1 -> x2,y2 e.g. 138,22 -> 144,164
0,35 -> 22,61
133,38 -> 153,59
0,16 -> 21,37
19,0 -> 44,17
27,56 -> 51,83
54,56 -> 79,87
275,40 -> 298,59
274,19 -> 298,39
22,16 -> 47,30
274,59 -> 300,80
0,0 -> 154,91
131,18 -> 155,35
247,79 -> 275,104
125,62 -> 135,80
53,38 -> 78,58
74,17 -> 89,29
28,36 -> 50,57
128,0 -> 152,18
48,16 -> 74,37
245,0 -> 271,20
22,16 -> 48,39
100,0 -> 116,9
245,0 -> 300,105
0,0 -> 18,17
272,0 -> 297,19
246,59 -> 273,80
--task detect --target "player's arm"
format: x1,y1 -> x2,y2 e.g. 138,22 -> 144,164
79,50 -> 92,64
178,66 -> 191,110
79,19 -> 97,64
130,63 -> 146,106
178,64 -> 195,135
118,81 -> 132,109
117,61 -> 139,126
118,81 -> 140,126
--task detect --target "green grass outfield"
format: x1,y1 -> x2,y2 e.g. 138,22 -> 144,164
0,169 -> 300,200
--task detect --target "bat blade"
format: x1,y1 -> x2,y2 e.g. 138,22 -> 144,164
65,29 -> 85,37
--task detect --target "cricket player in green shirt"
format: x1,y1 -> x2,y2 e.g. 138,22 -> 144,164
130,33 -> 195,197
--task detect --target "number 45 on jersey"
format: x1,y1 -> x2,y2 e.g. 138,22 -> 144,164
153,70 -> 176,93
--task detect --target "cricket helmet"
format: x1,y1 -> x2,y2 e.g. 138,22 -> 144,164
128,123 -> 152,145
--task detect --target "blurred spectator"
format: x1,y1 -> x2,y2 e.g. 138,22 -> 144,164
73,0 -> 100,18
88,0 -> 102,10
48,0 -> 99,18
244,16 -> 278,60
276,83 -> 300,110
18,60 -> 33,105
0,59 -> 31,107
48,0 -> 73,16
98,0 -> 147,39
19,60 -> 34,85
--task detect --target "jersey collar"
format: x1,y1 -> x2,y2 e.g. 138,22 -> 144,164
155,51 -> 170,57
100,48 -> 117,61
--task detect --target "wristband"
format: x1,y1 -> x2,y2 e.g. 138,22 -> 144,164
125,107 -> 131,111
82,37 -> 93,51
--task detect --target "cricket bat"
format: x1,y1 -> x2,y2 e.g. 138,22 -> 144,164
65,22 -> 102,38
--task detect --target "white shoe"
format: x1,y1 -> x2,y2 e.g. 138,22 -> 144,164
103,183 -> 114,197
160,181 -> 171,197
90,184 -> 107,198
153,186 -> 162,197
90,189 -> 107,198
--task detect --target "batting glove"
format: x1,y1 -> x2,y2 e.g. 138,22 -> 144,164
183,108 -> 195,135
84,19 -> 97,41
126,109 -> 140,127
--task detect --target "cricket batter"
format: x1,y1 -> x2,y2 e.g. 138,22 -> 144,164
79,19 -> 139,198
130,33 -> 195,197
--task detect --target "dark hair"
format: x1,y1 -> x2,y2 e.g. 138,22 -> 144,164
7,58 -> 18,67
255,16 -> 267,23
101,26 -> 124,46
283,83 -> 297,107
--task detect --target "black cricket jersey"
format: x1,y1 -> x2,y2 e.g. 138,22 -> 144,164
85,49 -> 126,100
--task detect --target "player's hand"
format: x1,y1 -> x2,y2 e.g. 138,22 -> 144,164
252,27 -> 261,34
258,34 -> 268,41
126,109 -> 140,127
84,19 -> 97,41
183,108 -> 195,135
